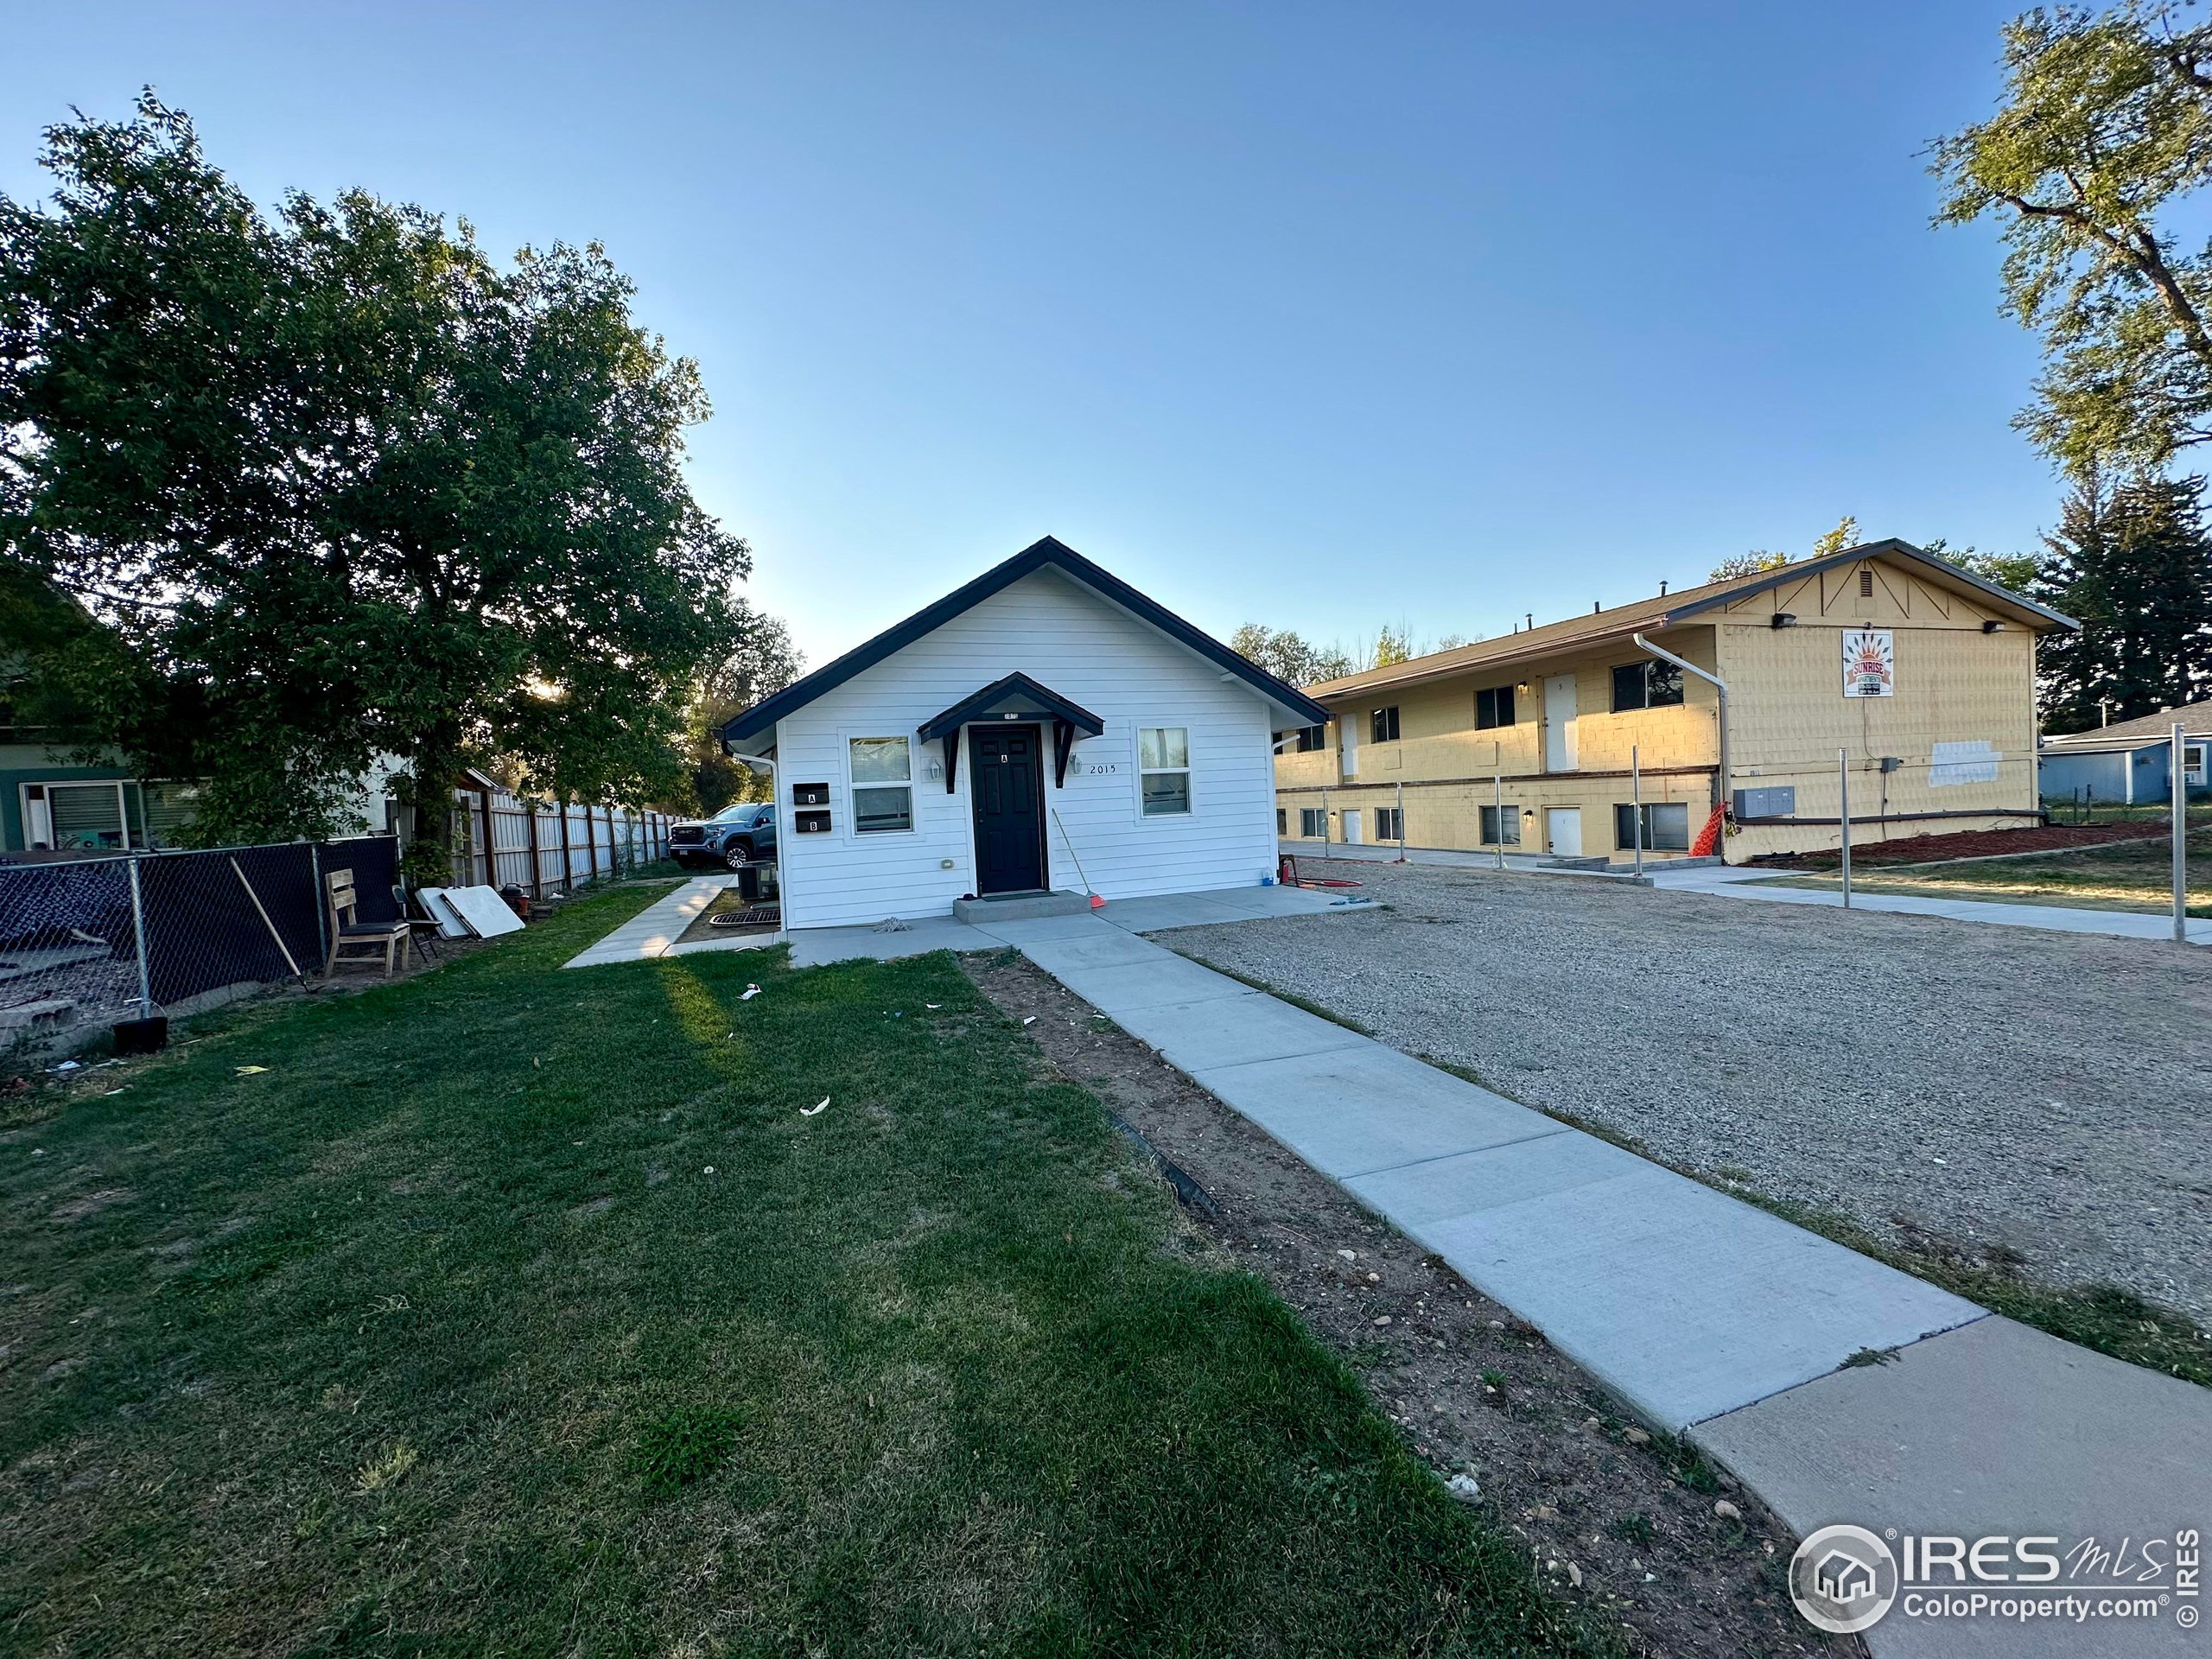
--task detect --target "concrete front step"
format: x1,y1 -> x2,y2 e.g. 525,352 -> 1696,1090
950,889 -> 1093,923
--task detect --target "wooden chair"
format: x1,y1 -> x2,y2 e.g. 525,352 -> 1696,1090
324,868 -> 411,976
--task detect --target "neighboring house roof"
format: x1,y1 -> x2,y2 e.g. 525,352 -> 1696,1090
1302,539 -> 2078,702
721,537 -> 1330,747
2042,698 -> 2212,751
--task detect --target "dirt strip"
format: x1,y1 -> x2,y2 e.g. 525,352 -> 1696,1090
963,950 -> 1856,1659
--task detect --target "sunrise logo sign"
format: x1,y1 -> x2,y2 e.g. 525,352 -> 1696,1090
1842,628 -> 1895,698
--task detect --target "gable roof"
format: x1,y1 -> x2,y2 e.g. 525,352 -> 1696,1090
918,672 -> 1104,742
721,537 -> 1329,747
2042,697 -> 2212,750
1303,539 -> 2078,702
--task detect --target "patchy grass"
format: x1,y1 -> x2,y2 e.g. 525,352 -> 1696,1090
0,887 -> 1608,1656
1777,825 -> 2212,916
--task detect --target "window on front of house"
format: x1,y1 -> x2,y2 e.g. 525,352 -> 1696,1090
1370,705 -> 1401,743
1476,685 -> 1516,729
1613,801 -> 1690,852
1610,660 -> 1685,712
849,736 -> 912,832
1479,804 -> 1521,845
1300,806 -> 1326,837
1376,806 -> 1402,841
1140,727 -> 1191,816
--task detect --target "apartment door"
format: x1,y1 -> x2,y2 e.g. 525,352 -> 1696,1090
1543,673 -> 1579,772
1341,809 -> 1363,845
1546,806 -> 1582,856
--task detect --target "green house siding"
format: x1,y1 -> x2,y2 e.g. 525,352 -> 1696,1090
0,746 -> 198,853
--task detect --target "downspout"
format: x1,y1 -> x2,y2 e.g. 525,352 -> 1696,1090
1632,632 -> 1730,831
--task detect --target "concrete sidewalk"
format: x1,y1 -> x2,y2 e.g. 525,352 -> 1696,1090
559,874 -> 774,968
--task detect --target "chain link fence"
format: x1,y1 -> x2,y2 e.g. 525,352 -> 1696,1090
0,836 -> 400,1064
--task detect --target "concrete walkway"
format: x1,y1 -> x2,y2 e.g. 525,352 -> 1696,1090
559,874 -> 779,968
581,880 -> 2210,1653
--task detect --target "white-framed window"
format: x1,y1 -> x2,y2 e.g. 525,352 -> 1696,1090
848,736 -> 913,833
2188,742 -> 2209,787
1375,806 -> 1403,841
1478,803 -> 1521,846
1139,727 -> 1191,816
1299,806 -> 1326,837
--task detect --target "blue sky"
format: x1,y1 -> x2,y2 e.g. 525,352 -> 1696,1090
3,2 -> 2051,667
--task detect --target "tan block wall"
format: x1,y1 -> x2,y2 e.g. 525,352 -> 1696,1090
1273,556 -> 2049,862
1713,561 -> 2042,859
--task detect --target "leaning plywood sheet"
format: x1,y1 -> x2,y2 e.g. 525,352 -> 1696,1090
416,887 -> 471,938
443,886 -> 526,938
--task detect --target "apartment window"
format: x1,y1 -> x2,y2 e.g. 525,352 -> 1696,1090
1370,705 -> 1401,743
1610,660 -> 1685,712
1478,803 -> 1522,845
1300,807 -> 1327,837
1295,724 -> 1326,753
849,736 -> 913,832
1275,807 -> 1287,835
1376,806 -> 1403,841
1613,801 -> 1691,852
1140,727 -> 1192,816
1475,685 -> 1516,730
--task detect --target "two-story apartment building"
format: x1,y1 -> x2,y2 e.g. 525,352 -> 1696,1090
1274,539 -> 2074,864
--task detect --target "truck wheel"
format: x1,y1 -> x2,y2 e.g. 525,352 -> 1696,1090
724,841 -> 753,870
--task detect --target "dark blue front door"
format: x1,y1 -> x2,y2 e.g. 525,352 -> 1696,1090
970,725 -> 1046,894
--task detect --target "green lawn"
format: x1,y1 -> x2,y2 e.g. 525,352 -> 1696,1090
0,885 -> 1606,1657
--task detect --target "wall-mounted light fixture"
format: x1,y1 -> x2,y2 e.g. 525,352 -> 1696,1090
1982,620 -> 2005,633
1770,613 -> 1798,629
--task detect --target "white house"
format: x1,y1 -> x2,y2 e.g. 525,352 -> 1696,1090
721,537 -> 1329,931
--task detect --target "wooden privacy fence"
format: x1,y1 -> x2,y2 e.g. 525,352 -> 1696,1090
448,788 -> 673,896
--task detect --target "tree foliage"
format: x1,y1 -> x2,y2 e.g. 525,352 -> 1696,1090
0,95 -> 756,866
1933,3 -> 2212,473
688,608 -> 805,813
1229,623 -> 1357,687
2033,469 -> 2212,728
1707,516 -> 1859,582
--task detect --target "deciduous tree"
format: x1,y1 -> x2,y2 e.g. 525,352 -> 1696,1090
0,95 -> 757,870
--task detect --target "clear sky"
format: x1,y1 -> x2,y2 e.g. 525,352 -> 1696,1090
3,2 -> 2052,669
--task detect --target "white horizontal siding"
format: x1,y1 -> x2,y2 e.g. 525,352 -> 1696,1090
775,568 -> 1279,929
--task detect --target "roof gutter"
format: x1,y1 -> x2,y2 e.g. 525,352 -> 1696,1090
1633,632 -> 1730,827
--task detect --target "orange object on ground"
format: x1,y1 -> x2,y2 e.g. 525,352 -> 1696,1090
1690,804 -> 1726,858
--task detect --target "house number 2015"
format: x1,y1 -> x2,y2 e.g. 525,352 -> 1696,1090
1084,762 -> 1119,775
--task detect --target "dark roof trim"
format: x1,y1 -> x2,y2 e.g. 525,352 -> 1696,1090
722,536 -> 1329,744
918,672 -> 1105,742
1664,539 -> 2080,631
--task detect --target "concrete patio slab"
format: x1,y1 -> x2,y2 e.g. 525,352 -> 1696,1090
784,918 -> 977,967
962,912 -> 1113,945
1694,1315 -> 2212,1658
1402,1165 -> 1985,1429
1130,991 -> 1369,1073
1193,1045 -> 1565,1179
1048,956 -> 1263,1014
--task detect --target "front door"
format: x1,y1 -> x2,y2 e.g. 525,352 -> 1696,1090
970,724 -> 1046,894
1543,673 -> 1579,772
1547,806 -> 1582,856
1341,810 -> 1363,845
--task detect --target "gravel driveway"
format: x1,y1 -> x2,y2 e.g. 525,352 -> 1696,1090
1166,859 -> 2212,1319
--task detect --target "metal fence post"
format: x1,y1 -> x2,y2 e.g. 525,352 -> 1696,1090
310,844 -> 327,965
1630,744 -> 1643,877
1494,772 -> 1504,870
1839,747 -> 1853,910
2174,723 -> 2189,944
1395,780 -> 1406,863
126,854 -> 154,1020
